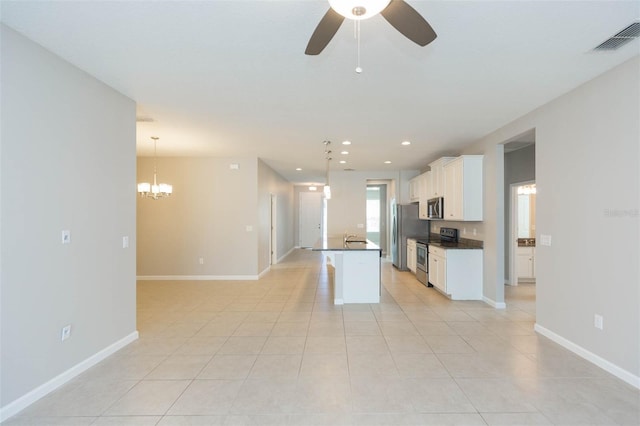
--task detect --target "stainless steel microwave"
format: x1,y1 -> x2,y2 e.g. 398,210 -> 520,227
427,197 -> 444,219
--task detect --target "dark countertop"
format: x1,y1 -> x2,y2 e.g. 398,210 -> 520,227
517,238 -> 536,247
427,241 -> 483,250
312,238 -> 382,252
424,235 -> 484,250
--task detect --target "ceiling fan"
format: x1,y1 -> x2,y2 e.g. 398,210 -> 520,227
305,0 -> 437,55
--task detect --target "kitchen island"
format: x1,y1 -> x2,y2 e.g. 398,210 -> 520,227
313,238 -> 382,305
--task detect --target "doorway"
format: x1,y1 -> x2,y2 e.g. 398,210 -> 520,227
509,182 -> 537,285
502,131 -> 536,312
299,191 -> 323,247
366,183 -> 388,256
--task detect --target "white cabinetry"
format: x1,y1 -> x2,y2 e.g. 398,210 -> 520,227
409,175 -> 421,202
427,157 -> 455,199
516,246 -> 535,280
428,245 -> 483,300
428,246 -> 446,292
418,171 -> 431,219
407,238 -> 417,273
443,155 -> 483,221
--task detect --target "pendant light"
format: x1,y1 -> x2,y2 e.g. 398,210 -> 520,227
323,140 -> 332,199
137,136 -> 173,199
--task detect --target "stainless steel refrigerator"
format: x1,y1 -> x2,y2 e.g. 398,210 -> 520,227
391,201 -> 429,270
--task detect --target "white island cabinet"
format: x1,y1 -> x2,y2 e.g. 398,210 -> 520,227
428,244 -> 482,300
313,238 -> 381,304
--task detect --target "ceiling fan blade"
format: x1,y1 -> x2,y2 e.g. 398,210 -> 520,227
305,8 -> 345,55
380,0 -> 437,47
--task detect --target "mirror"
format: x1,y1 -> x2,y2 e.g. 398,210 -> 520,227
517,184 -> 536,238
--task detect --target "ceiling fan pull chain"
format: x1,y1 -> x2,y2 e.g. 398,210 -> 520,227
355,20 -> 362,73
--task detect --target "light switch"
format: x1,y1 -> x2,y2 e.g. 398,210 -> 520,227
540,235 -> 552,246
122,236 -> 129,248
61,230 -> 71,244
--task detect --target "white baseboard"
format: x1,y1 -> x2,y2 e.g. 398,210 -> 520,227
483,296 -> 506,309
258,267 -> 270,279
534,323 -> 640,389
137,275 -> 259,281
0,331 -> 139,422
277,247 -> 295,263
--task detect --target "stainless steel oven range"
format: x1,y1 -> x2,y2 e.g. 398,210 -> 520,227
415,240 -> 428,285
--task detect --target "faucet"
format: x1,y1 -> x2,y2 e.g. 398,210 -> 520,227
344,232 -> 362,243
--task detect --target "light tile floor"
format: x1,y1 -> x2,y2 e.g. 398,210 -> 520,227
5,250 -> 639,425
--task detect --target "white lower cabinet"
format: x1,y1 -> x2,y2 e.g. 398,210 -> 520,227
516,246 -> 535,280
407,238 -> 417,273
428,245 -> 483,300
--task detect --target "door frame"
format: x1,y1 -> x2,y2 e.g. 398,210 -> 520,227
509,180 -> 535,286
270,194 -> 277,265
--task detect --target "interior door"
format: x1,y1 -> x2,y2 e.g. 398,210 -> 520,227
299,191 -> 323,247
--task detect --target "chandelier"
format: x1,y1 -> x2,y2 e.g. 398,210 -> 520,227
137,136 -> 173,199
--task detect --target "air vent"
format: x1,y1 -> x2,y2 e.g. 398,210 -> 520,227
593,22 -> 640,51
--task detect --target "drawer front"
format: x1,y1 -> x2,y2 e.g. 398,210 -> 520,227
428,245 -> 445,257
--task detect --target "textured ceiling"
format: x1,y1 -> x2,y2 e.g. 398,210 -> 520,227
2,0 -> 638,184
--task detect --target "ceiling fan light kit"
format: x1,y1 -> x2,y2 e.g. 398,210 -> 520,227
328,0 -> 391,20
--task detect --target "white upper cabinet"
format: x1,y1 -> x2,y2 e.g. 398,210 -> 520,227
418,171 -> 431,219
443,155 -> 483,221
409,175 -> 421,202
427,157 -> 456,199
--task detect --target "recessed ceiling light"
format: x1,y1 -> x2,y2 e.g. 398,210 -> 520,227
342,141 -> 351,145
341,151 -> 349,155
339,160 -> 346,164
384,160 -> 392,164
401,141 -> 411,146
295,168 -> 302,171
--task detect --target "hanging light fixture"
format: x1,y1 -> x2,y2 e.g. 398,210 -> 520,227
323,140 -> 332,200
137,136 -> 173,200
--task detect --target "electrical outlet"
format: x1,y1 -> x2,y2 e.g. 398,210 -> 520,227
61,325 -> 71,341
122,236 -> 129,248
199,257 -> 204,265
594,314 -> 604,330
61,230 -> 71,244
246,225 -> 253,232
473,228 -> 477,236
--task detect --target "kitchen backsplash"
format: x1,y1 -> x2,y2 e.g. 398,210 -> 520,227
430,221 -> 485,241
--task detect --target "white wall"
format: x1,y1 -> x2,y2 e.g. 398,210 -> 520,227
257,159 -> 294,271
326,170 -> 414,238
1,25 -> 137,413
465,57 -> 640,380
137,157 -> 259,277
